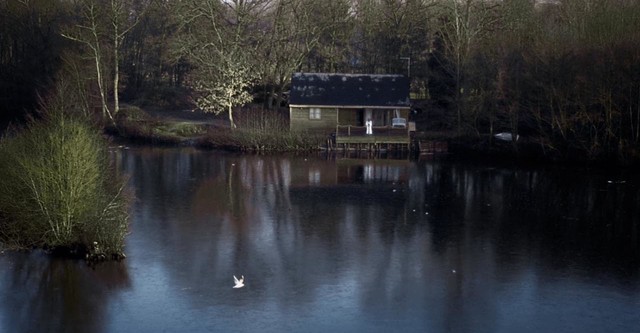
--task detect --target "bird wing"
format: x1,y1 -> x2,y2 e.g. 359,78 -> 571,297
234,275 -> 239,284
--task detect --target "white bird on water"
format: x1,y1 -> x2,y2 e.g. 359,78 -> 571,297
233,275 -> 245,289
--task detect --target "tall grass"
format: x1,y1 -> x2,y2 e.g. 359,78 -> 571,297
200,107 -> 326,151
0,88 -> 129,261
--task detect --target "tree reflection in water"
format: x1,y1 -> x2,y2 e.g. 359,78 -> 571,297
0,251 -> 129,332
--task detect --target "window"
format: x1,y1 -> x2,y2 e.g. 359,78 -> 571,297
309,108 -> 321,120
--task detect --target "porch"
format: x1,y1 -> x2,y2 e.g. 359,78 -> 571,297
332,125 -> 411,151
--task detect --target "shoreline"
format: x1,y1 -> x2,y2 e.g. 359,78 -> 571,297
106,106 -> 640,169
106,129 -> 640,171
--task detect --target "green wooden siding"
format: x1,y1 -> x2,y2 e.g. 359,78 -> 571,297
289,107 -> 410,132
290,107 -> 338,132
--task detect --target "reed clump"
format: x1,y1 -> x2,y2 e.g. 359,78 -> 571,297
0,109 -> 130,261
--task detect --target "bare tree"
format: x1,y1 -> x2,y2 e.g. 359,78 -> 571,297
259,0 -> 339,109
434,0 -> 499,136
303,0 -> 353,73
61,0 -> 145,124
175,0 -> 266,128
110,0 -> 145,116
351,0 -> 431,76
61,1 -> 112,123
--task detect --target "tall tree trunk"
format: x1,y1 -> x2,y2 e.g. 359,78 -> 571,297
228,103 -> 236,129
113,35 -> 120,116
93,46 -> 113,124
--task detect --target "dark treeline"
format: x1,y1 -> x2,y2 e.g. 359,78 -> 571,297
1,0 -> 639,163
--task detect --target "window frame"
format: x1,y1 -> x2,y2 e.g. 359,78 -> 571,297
309,107 -> 321,120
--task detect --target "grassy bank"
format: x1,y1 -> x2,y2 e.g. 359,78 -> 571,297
196,127 -> 326,152
0,109 -> 130,262
112,106 -> 327,151
108,106 -> 210,145
199,108 -> 325,151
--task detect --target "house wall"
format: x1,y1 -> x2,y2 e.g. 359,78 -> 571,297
337,109 -> 359,125
289,107 -> 338,132
289,107 -> 411,131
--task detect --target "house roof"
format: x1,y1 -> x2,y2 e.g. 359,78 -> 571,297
289,73 -> 410,108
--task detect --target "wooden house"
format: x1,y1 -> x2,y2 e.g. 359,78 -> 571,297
289,73 -> 413,149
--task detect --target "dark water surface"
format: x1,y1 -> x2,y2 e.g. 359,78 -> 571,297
1,146 -> 639,333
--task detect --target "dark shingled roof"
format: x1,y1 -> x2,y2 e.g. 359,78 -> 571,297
289,73 -> 410,108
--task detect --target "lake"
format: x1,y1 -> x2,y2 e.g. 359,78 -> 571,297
1,146 -> 639,332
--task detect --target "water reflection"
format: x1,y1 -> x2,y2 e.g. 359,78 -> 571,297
0,252 -> 129,333
1,147 -> 639,332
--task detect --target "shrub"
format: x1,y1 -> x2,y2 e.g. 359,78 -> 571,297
0,110 -> 129,261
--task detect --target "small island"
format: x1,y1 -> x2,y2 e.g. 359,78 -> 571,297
0,90 -> 129,262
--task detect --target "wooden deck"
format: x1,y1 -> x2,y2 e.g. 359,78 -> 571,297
332,125 -> 410,151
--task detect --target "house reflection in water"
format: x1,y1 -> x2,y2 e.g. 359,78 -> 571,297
289,158 -> 413,226
288,157 -> 412,211
292,158 -> 410,188
337,159 -> 408,185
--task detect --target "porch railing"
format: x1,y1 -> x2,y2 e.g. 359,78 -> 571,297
335,125 -> 408,137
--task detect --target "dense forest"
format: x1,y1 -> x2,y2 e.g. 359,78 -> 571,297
1,0 -> 640,163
